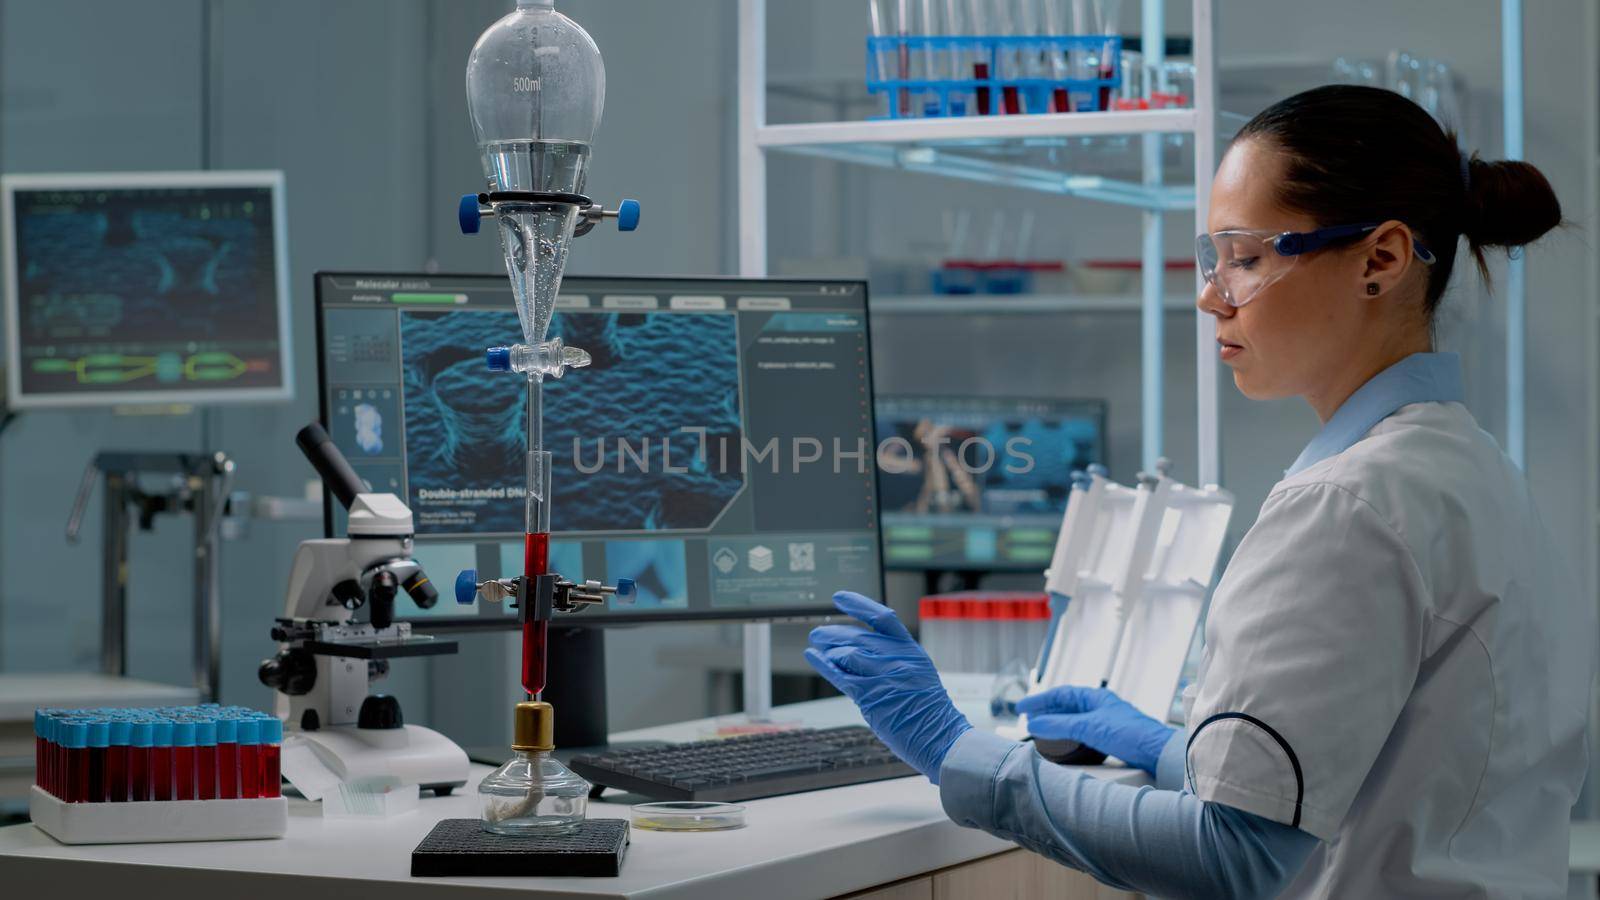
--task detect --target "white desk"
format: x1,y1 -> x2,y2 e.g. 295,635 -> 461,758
0,691 -> 1146,898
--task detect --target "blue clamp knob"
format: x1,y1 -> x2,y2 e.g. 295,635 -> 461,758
486,346 -> 511,372
617,199 -> 640,232
455,569 -> 479,605
615,578 -> 636,598
458,193 -> 482,235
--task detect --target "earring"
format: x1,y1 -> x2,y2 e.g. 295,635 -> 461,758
1366,282 -> 1380,296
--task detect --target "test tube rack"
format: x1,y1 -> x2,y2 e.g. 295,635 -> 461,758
29,705 -> 287,844
866,35 -> 1123,119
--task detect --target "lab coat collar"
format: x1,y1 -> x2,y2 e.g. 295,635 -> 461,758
1286,352 -> 1464,477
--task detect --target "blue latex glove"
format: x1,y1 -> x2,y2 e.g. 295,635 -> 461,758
804,591 -> 972,783
1015,686 -> 1175,775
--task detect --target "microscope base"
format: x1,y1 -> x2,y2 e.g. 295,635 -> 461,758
296,724 -> 470,798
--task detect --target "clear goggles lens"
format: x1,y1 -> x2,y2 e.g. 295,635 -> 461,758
1195,231 -> 1300,308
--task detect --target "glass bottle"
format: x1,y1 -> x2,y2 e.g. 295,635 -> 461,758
479,701 -> 589,835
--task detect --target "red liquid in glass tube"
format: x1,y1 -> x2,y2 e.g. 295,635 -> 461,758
974,62 -> 992,115
522,531 -> 551,697
152,747 -> 173,801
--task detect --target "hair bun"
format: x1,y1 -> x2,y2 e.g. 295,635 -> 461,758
1462,157 -> 1562,249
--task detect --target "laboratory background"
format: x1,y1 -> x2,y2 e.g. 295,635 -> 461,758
0,0 -> 1594,897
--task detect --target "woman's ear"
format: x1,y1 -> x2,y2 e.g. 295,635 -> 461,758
1359,220 -> 1416,298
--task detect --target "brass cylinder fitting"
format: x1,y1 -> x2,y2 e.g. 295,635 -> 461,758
512,700 -> 555,752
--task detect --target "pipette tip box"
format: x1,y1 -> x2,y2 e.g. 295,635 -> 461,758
411,818 -> 629,877
29,786 -> 288,844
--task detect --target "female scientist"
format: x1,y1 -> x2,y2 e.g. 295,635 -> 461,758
807,84 -> 1591,898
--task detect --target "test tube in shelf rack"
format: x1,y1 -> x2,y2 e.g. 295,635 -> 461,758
29,705 -> 287,844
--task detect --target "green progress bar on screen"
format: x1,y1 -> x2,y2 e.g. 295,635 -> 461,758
392,292 -> 469,305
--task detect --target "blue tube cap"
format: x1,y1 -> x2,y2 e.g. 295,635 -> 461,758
236,718 -> 260,746
258,718 -> 283,744
195,719 -> 217,746
109,720 -> 132,746
152,721 -> 174,748
172,722 -> 196,748
486,347 -> 511,372
63,722 -> 89,750
458,193 -> 483,234
131,722 -> 154,749
456,569 -> 480,605
87,721 -> 110,748
216,718 -> 238,743
617,199 -> 641,232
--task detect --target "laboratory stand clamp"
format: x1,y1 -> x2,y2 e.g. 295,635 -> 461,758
65,450 -> 240,703
256,422 -> 469,796
451,0 -> 650,837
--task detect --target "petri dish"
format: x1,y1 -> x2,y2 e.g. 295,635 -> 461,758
630,800 -> 747,832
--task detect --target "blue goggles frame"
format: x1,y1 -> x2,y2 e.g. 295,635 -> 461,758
1260,222 -> 1436,264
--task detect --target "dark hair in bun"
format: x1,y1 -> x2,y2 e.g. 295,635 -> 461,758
1236,84 -> 1562,317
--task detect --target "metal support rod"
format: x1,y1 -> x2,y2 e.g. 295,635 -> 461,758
1192,0 -> 1220,486
738,0 -> 774,722
101,472 -> 129,677
1502,0 -> 1526,469
1140,0 -> 1165,474
193,467 -> 223,702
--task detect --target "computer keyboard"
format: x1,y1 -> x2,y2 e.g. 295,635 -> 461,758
569,725 -> 918,802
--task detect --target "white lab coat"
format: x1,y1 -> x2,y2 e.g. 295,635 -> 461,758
1183,400 -> 1593,898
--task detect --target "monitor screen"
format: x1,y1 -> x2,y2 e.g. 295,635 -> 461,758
314,272 -> 883,627
2,172 -> 292,408
875,394 -> 1106,571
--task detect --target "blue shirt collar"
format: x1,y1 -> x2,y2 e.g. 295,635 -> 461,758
1286,352 -> 1464,477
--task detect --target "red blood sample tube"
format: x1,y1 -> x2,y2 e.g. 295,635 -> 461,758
258,718 -> 283,798
55,717 -> 69,798
107,720 -> 131,802
974,62 -> 992,115
86,720 -> 109,803
1002,84 -> 1021,115
196,719 -> 218,800
173,721 -> 197,801
33,711 -> 45,790
129,721 -> 153,801
48,713 -> 61,797
63,721 -> 90,803
237,718 -> 260,799
216,718 -> 239,799
151,721 -> 174,801
1053,87 -> 1070,112
523,531 -> 551,696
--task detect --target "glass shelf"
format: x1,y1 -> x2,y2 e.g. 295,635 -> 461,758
756,110 -> 1198,210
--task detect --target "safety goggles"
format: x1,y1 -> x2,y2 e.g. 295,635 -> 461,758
1196,222 -> 1437,308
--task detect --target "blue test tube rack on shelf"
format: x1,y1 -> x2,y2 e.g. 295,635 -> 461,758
866,35 -> 1123,119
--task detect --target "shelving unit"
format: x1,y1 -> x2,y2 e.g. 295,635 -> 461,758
735,0 -> 1218,719
871,293 -> 1194,316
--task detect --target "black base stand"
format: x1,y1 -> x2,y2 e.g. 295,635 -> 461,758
411,818 -> 629,877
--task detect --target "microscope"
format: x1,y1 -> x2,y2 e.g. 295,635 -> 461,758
257,423 -> 469,795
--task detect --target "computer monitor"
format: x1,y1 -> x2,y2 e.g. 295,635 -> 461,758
1,172 -> 292,409
875,394 -> 1106,571
314,272 -> 884,627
